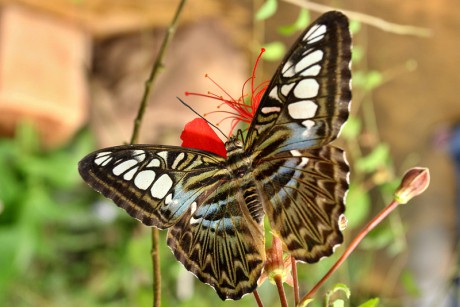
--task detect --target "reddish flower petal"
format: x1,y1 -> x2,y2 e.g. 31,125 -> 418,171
180,118 -> 227,158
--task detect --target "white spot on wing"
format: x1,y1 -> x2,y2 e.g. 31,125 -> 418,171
132,150 -> 146,162
157,151 -> 168,160
304,24 -> 326,43
299,50 -> 323,70
299,157 -> 309,167
294,79 -> 319,99
123,167 -> 138,180
288,100 -> 318,119
113,159 -> 138,176
261,106 -> 281,114
94,152 -> 111,165
301,120 -> 315,136
290,150 -> 308,167
150,174 -> 173,199
134,170 -> 156,190
171,153 -> 185,169
147,158 -> 161,168
268,86 -> 279,100
282,60 -> 294,77
100,157 -> 112,166
290,150 -> 301,156
300,64 -> 321,77
190,202 -> 201,225
281,83 -> 295,97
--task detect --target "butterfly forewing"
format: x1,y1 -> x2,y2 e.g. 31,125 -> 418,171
246,11 -> 351,157
78,145 -> 227,228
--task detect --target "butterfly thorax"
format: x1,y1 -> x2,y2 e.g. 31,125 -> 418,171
224,136 -> 265,224
225,136 -> 253,179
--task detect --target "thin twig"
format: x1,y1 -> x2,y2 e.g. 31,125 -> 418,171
127,1 -> 188,307
291,257 -> 299,305
151,228 -> 161,307
253,290 -> 264,307
298,199 -> 401,305
274,275 -> 289,307
130,0 -> 188,144
282,0 -> 432,37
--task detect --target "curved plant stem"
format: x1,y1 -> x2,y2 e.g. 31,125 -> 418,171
130,0 -> 187,144
127,1 -> 187,306
274,275 -> 288,307
151,228 -> 161,307
291,257 -> 299,305
282,0 -> 432,37
253,290 -> 264,307
299,199 -> 401,305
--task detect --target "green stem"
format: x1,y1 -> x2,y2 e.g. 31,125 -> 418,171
127,1 -> 188,307
130,0 -> 187,144
299,199 -> 401,305
151,228 -> 161,307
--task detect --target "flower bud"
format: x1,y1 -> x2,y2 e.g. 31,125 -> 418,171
258,235 -> 293,286
394,167 -> 430,204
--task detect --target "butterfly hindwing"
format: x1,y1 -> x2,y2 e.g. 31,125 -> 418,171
167,178 -> 265,300
246,11 -> 351,157
255,145 -> 349,262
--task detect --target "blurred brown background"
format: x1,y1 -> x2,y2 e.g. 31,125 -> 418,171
0,0 -> 459,306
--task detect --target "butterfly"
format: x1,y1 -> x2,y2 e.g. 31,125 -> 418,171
78,11 -> 351,300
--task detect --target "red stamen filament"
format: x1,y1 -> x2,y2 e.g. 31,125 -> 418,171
185,48 -> 268,136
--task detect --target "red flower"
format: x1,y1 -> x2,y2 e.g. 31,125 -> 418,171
180,118 -> 227,158
180,49 -> 268,157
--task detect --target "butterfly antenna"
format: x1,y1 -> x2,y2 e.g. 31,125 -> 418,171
176,97 -> 229,140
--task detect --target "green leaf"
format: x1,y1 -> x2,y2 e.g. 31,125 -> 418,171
345,184 -> 371,229
14,121 -> 40,154
278,9 -> 310,35
357,298 -> 380,307
365,71 -> 383,90
262,41 -> 286,61
255,0 -> 278,21
352,46 -> 364,64
352,70 -> 383,91
356,144 -> 390,173
300,298 -> 315,306
349,20 -> 362,34
332,300 -> 345,307
341,116 -> 361,140
361,224 -> 394,250
401,270 -> 420,296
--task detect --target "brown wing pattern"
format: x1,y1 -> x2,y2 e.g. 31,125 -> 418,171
255,145 -> 349,262
167,178 -> 265,300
